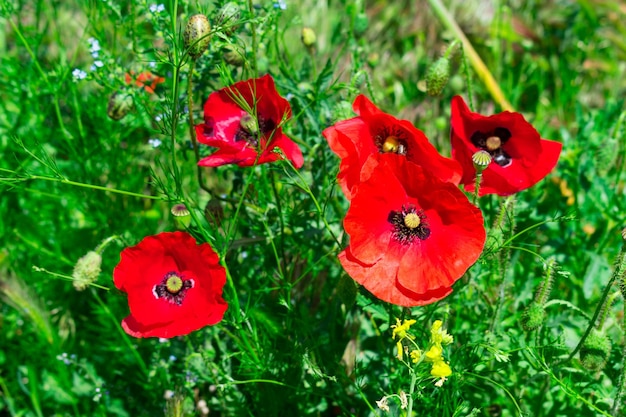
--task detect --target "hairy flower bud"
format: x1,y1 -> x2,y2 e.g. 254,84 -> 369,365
184,14 -> 211,59
426,56 -> 451,96
107,91 -> 134,121
72,251 -> 102,291
521,302 -> 546,331
215,2 -> 240,35
580,329 -> 612,371
222,44 -> 245,66
301,27 -> 316,49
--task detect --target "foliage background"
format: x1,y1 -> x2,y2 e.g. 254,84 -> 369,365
1,0 -> 625,416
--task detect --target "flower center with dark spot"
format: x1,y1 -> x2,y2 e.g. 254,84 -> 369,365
388,205 -> 430,244
153,272 -> 194,306
374,127 -> 408,155
235,114 -> 276,148
470,127 -> 512,167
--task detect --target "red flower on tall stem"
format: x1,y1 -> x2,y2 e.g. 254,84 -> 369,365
195,74 -> 303,168
450,95 -> 562,196
339,154 -> 485,307
323,94 -> 462,199
113,231 -> 227,338
124,71 -> 165,94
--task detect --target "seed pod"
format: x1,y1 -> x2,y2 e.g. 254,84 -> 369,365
72,251 -> 102,291
107,91 -> 134,121
171,204 -> 191,229
215,2 -> 240,35
426,56 -> 451,96
184,14 -> 211,59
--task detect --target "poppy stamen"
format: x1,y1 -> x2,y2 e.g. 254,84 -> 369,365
485,136 -> 501,151
470,127 -> 512,167
153,272 -> 194,305
403,212 -> 421,229
382,136 -> 400,153
388,205 -> 430,244
375,127 -> 408,156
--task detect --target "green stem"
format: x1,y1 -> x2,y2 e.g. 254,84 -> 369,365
27,175 -> 160,200
427,0 -> 513,111
187,58 -> 212,194
91,289 -> 149,376
472,172 -> 482,205
611,304 -> 626,415
406,370 -> 417,417
247,0 -> 258,77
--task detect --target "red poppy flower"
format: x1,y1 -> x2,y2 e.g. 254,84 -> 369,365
322,94 -> 462,199
195,74 -> 303,168
113,231 -> 227,338
124,71 -> 165,94
338,154 -> 485,307
450,95 -> 562,196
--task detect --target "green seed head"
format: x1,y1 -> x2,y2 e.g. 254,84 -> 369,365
521,302 -> 547,331
72,251 -> 102,291
184,14 -> 211,59
580,329 -> 612,371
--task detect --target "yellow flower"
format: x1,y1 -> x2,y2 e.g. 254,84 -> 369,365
431,360 -> 452,378
410,349 -> 422,363
425,344 -> 443,362
430,320 -> 453,345
391,318 -> 416,341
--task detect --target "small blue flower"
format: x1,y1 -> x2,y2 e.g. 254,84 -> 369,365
72,68 -> 88,80
273,0 -> 287,10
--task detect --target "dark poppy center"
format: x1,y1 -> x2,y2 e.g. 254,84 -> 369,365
388,205 -> 430,244
235,113 -> 276,148
153,272 -> 194,306
374,126 -> 408,156
470,127 -> 512,167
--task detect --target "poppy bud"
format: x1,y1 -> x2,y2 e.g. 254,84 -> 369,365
521,302 -> 546,331
72,251 -> 102,291
107,91 -> 134,121
171,203 -> 191,229
353,12 -> 368,37
222,44 -> 245,66
184,14 -> 211,59
426,56 -> 451,96
215,2 -> 240,35
580,329 -> 611,371
204,199 -> 224,227
301,27 -> 316,49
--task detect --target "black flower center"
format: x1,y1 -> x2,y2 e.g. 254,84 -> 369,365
153,272 -> 194,306
235,114 -> 276,148
470,127 -> 512,167
374,126 -> 408,156
388,205 -> 430,244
